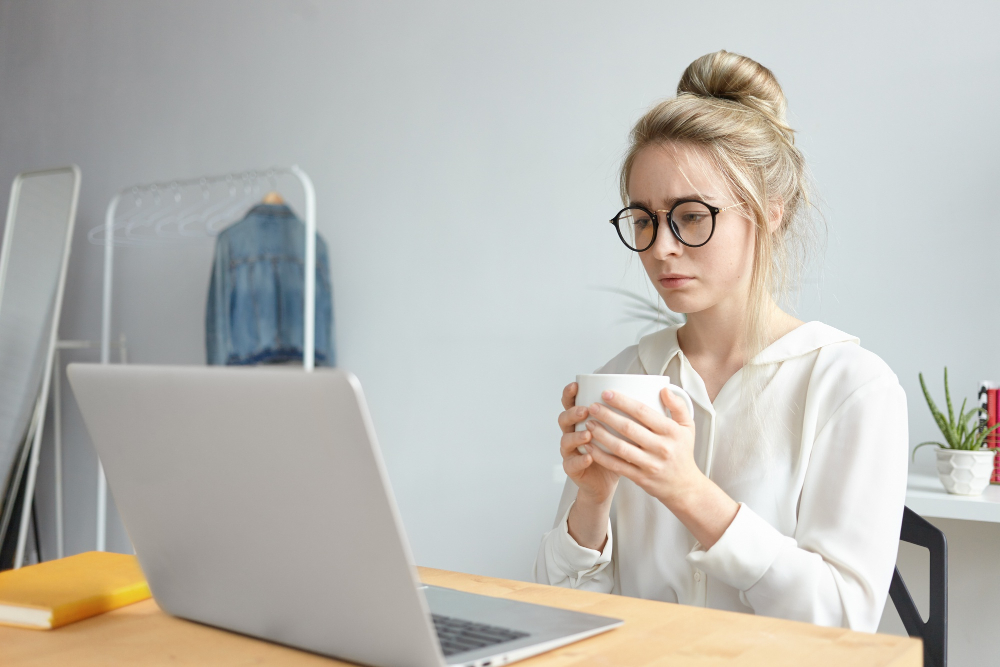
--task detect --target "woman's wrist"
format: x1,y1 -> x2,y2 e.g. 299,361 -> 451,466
567,490 -> 614,552
576,483 -> 615,508
661,473 -> 739,550
655,468 -> 705,511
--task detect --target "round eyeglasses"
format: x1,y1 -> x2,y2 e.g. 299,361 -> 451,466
610,200 -> 741,252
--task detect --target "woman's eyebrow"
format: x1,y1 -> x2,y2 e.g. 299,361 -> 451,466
631,193 -> 718,208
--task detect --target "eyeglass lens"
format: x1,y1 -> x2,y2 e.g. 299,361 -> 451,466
616,207 -> 656,251
616,202 -> 714,250
670,201 -> 714,246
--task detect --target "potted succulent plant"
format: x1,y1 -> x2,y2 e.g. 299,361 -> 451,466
915,368 -> 1000,495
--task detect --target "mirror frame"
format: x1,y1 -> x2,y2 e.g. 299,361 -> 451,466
0,165 -> 81,569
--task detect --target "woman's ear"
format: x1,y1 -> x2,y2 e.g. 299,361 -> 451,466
767,200 -> 784,234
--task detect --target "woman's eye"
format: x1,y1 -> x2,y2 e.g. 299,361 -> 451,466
632,217 -> 653,229
678,213 -> 707,225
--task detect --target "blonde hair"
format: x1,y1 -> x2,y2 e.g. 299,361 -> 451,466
620,50 -> 814,365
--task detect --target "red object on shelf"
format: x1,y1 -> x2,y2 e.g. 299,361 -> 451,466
989,388 -> 1000,484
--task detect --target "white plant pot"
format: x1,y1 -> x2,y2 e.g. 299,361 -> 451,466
935,448 -> 996,495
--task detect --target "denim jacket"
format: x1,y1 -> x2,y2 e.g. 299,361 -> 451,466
206,203 -> 334,366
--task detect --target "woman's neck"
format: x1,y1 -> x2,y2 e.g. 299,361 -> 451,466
676,299 -> 802,402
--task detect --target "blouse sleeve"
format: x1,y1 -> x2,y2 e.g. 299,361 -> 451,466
686,374 -> 908,631
532,479 -> 616,592
534,349 -> 642,591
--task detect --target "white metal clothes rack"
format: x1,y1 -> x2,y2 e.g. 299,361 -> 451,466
90,165 -> 317,552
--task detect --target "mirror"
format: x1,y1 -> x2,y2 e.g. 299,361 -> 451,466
0,166 -> 80,567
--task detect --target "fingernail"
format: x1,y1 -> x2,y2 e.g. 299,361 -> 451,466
585,420 -> 596,430
588,403 -> 600,415
602,390 -> 614,400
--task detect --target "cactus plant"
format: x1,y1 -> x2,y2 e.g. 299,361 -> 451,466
913,367 -> 1000,459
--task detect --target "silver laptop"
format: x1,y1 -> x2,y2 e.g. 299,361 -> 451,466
67,364 -> 621,667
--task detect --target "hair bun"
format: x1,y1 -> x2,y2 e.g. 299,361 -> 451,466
677,50 -> 790,132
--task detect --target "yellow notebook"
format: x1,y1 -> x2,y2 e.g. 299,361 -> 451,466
0,551 -> 151,629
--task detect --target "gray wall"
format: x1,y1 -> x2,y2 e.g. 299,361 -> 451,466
1,1 -> 999,665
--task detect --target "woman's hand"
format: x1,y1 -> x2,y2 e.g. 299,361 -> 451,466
583,388 -> 739,549
582,388 -> 698,507
558,382 -> 619,551
558,382 -> 619,504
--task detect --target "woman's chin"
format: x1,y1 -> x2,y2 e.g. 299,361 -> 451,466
661,296 -> 698,315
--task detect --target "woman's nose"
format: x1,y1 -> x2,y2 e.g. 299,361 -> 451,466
648,219 -> 683,258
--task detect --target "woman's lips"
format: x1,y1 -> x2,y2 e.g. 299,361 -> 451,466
659,274 -> 693,288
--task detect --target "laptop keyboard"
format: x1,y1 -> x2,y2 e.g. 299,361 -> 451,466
432,613 -> 530,657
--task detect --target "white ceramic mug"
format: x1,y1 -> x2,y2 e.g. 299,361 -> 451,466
575,374 -> 694,454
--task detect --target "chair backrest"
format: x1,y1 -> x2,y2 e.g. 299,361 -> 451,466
889,505 -> 947,667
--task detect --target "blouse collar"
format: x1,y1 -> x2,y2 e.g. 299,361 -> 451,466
637,321 -> 860,377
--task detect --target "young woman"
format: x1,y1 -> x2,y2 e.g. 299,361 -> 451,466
533,51 -> 908,632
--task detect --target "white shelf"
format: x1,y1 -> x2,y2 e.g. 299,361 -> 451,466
906,473 -> 1000,523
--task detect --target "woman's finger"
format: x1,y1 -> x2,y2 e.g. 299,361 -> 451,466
660,388 -> 694,428
563,451 -> 594,476
586,403 -> 659,451
598,390 -> 670,434
586,420 -> 652,470
557,405 -> 590,433
560,429 -> 593,458
561,382 -> 579,411
585,441 -> 641,479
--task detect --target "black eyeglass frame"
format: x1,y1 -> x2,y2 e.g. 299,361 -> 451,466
610,200 -> 738,252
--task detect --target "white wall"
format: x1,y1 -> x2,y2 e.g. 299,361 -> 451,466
1,2 -> 999,665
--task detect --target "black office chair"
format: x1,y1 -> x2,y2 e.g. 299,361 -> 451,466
889,506 -> 947,667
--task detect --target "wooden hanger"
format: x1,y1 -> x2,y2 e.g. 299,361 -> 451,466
261,191 -> 284,205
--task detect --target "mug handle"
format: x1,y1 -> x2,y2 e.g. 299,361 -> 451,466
665,384 -> 695,424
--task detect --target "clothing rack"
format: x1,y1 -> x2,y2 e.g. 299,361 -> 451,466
89,165 -> 317,552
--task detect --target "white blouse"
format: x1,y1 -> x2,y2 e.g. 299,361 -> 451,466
533,322 -> 908,632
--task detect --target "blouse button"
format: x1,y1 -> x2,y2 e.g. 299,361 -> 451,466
694,571 -> 702,583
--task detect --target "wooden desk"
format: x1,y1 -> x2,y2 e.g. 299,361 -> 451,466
0,567 -> 921,666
